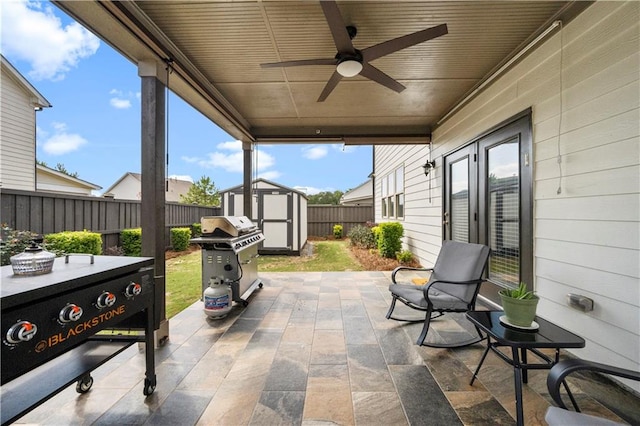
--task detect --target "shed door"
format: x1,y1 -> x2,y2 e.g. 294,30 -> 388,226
259,191 -> 292,251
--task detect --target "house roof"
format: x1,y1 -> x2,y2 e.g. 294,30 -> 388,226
341,179 -> 373,203
1,54 -> 52,109
53,1 -> 591,145
102,172 -> 141,195
36,164 -> 102,190
221,178 -> 308,199
102,172 -> 193,198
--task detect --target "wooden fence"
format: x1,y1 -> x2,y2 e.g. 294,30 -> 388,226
0,190 -> 373,248
0,189 -> 220,250
307,205 -> 374,237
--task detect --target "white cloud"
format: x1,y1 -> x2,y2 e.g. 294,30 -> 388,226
217,140 -> 242,151
1,0 -> 100,81
183,141 -> 276,174
302,145 -> 328,160
258,170 -> 282,181
41,122 -> 88,155
109,89 -> 137,109
110,98 -> 131,109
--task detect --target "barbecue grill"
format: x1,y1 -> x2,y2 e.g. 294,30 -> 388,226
190,216 -> 265,307
0,255 -> 156,425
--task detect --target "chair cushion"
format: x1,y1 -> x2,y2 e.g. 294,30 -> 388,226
428,241 -> 490,302
389,284 -> 468,310
545,407 -> 624,426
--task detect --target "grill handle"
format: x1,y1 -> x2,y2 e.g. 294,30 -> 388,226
65,254 -> 95,264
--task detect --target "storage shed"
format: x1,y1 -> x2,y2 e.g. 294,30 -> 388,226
221,178 -> 308,255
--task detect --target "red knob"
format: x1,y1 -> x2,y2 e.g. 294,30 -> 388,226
6,320 -> 38,344
125,282 -> 142,298
59,304 -> 83,323
96,291 -> 116,308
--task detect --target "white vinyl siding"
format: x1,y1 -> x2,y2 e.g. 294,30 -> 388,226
374,1 -> 639,386
0,70 -> 36,191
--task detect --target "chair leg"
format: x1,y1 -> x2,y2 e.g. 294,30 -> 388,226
416,306 -> 433,346
386,294 -> 398,319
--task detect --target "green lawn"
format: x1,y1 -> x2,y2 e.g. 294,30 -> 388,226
257,240 -> 363,272
165,251 -> 202,319
165,240 -> 361,318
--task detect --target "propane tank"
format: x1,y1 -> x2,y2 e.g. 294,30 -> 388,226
203,276 -> 232,318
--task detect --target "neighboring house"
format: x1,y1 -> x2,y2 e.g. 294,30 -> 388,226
0,54 -> 51,191
374,1 -> 639,386
340,179 -> 373,206
36,164 -> 102,196
103,172 -> 193,202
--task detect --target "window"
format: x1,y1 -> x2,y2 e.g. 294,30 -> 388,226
381,165 -> 404,219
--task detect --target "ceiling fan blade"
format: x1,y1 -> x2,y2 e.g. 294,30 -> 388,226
320,1 -> 355,53
362,23 -> 448,62
317,71 -> 343,102
261,58 -> 337,68
359,63 -> 406,93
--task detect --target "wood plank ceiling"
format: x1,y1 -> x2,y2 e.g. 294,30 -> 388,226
54,1 -> 590,144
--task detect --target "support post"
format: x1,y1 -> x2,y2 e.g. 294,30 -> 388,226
139,60 -> 169,346
242,141 -> 253,219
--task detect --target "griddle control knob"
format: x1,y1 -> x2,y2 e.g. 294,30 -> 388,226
59,304 -> 83,323
125,282 -> 142,298
96,291 -> 116,309
6,320 -> 38,344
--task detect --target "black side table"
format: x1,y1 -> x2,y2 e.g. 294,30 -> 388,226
466,310 -> 585,426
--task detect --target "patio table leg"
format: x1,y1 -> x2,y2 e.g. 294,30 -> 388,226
521,348 -> 528,383
512,346 -> 525,426
470,337 -> 493,385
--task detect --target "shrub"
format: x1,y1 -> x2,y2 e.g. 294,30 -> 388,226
333,224 -> 343,239
371,225 -> 381,245
0,225 -> 41,266
121,228 -> 142,256
45,231 -> 103,256
347,224 -> 376,249
171,227 -> 192,251
191,222 -> 202,238
377,222 -> 404,258
396,250 -> 414,264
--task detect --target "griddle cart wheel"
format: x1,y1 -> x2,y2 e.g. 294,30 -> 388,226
143,377 -> 156,396
76,374 -> 93,393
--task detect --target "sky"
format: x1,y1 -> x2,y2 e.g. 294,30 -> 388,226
1,0 -> 373,195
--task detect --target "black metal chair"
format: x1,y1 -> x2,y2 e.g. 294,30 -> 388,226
545,358 -> 640,426
386,240 -> 491,347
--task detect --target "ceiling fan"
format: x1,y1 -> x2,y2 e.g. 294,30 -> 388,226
260,1 -> 448,102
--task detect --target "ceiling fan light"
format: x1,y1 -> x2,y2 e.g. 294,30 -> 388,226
336,59 -> 363,77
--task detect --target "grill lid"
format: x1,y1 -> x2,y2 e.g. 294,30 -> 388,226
201,216 -> 257,237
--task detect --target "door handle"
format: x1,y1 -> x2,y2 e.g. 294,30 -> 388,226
443,211 -> 449,226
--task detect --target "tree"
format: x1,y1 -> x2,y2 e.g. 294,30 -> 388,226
36,160 -> 79,178
179,176 -> 220,206
307,190 -> 344,205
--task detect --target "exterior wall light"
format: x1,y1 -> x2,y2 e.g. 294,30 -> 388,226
422,160 -> 436,177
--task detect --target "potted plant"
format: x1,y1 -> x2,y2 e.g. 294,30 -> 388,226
498,282 -> 539,328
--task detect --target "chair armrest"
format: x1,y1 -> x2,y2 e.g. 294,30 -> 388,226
423,278 -> 484,304
547,359 -> 640,409
391,266 -> 433,284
